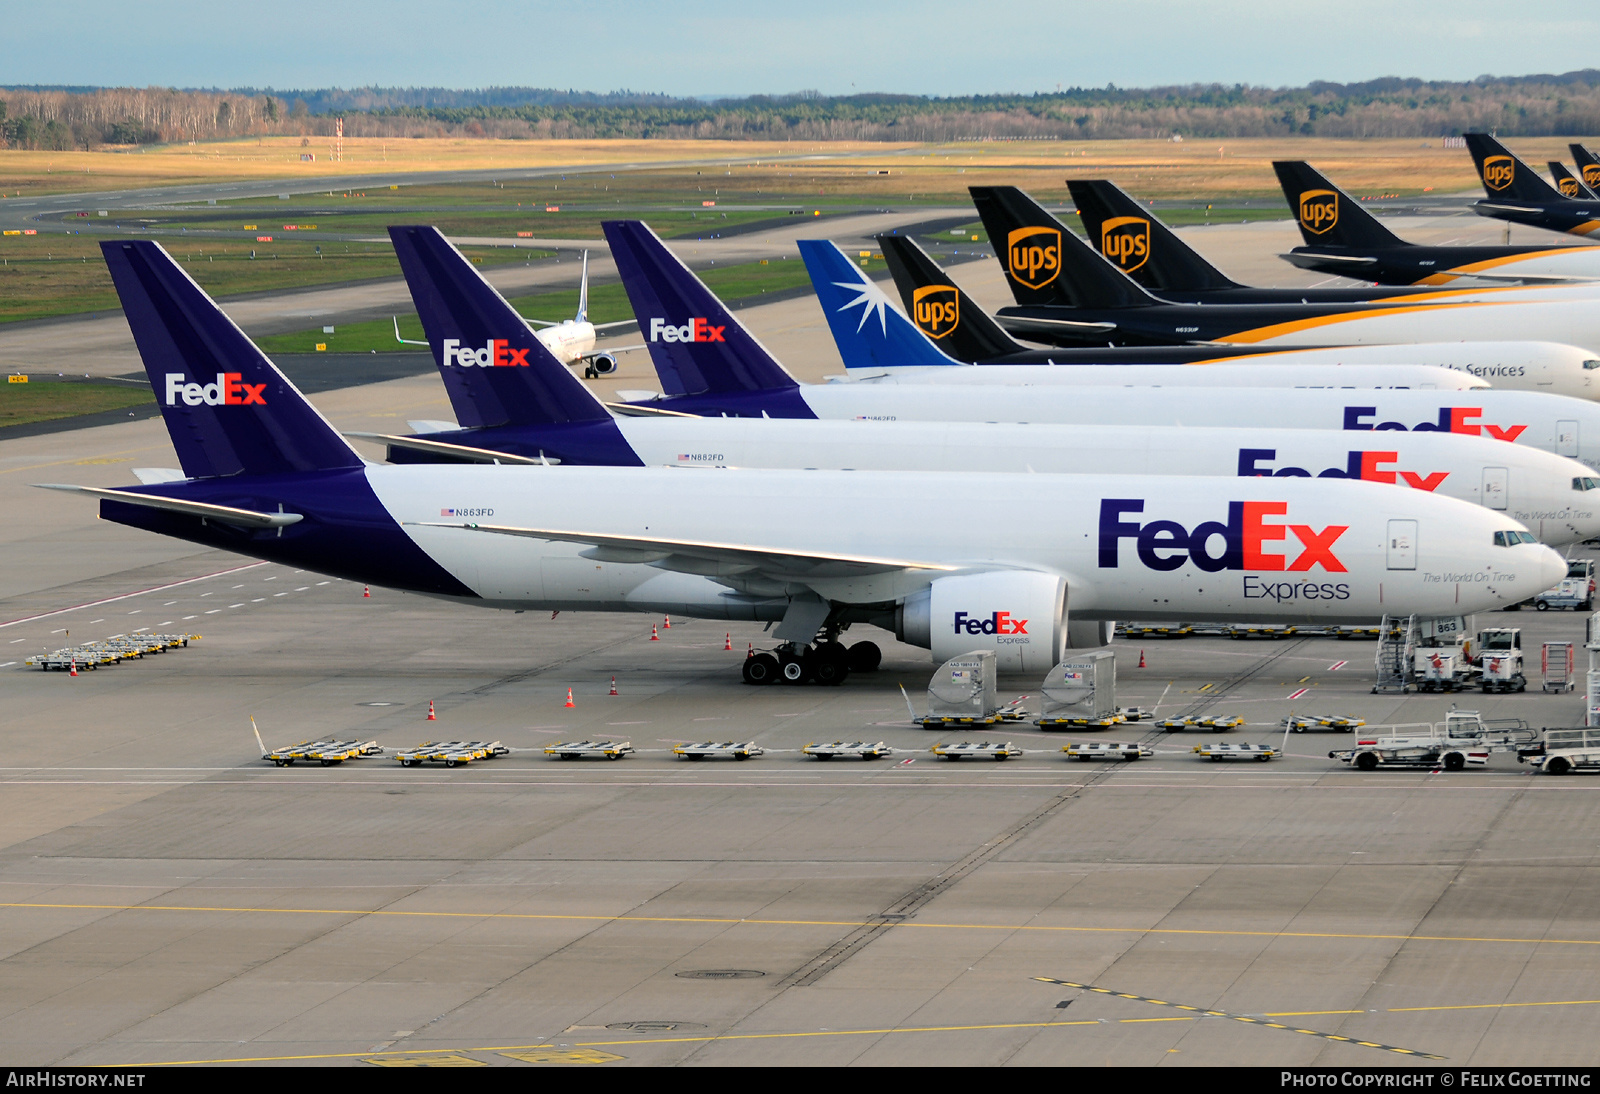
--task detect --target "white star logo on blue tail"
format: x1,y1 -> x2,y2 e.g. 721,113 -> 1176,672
831,279 -> 892,336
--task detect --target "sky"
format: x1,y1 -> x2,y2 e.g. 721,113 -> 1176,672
9,0 -> 1600,97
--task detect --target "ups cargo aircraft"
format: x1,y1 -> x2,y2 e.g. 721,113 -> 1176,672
867,231 -> 1599,400
1069,177 -> 1600,305
35,241 -> 1566,679
369,227 -> 1596,547
1550,161 -> 1598,201
1573,143 -> 1600,195
1273,161 -> 1600,286
971,184 -> 1600,351
1465,132 -> 1600,237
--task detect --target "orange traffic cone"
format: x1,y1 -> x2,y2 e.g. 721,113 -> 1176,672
650,625 -> 659,641
663,615 -> 671,629
1138,649 -> 1146,669
69,660 -> 77,677
609,676 -> 618,696
564,688 -> 575,708
724,632 -> 733,651
427,700 -> 436,720
363,585 -> 370,598
746,642 -> 753,658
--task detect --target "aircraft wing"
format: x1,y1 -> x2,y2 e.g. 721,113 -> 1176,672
593,320 -> 638,331
603,401 -> 702,418
408,521 -> 957,579
34,484 -> 303,528
343,433 -> 550,465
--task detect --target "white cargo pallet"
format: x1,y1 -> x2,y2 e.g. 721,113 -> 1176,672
544,740 -> 633,760
674,741 -> 764,761
1193,742 -> 1277,762
803,741 -> 893,760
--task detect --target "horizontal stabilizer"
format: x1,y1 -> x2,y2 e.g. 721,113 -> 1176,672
602,401 -> 702,418
1280,251 -> 1377,269
34,484 -> 303,528
343,432 -> 548,465
994,315 -> 1119,337
408,521 -> 957,579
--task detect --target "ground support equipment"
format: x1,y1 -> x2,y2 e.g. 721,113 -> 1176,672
1062,742 -> 1153,762
1193,742 -> 1277,762
673,741 -> 764,761
931,741 -> 1024,761
264,740 -> 383,766
542,740 -> 633,760
802,741 -> 892,760
396,740 -> 509,767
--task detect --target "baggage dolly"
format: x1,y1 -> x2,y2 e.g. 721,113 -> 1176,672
263,739 -> 382,766
673,741 -> 765,761
802,741 -> 892,760
931,741 -> 1024,762
395,740 -> 508,767
543,740 -> 634,761
1062,741 -> 1153,762
1193,742 -> 1277,762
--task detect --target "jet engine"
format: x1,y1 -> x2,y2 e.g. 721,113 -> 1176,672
895,571 -> 1067,673
583,353 -> 619,378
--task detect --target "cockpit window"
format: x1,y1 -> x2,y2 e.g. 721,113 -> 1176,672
1574,478 -> 1600,491
1583,359 -> 1600,371
1493,530 -> 1538,546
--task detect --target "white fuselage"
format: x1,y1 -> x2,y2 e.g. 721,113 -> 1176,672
1409,246 -> 1600,286
781,384 -> 1600,474
602,417 -> 1600,547
534,320 -> 597,364
365,466 -> 1563,629
849,341 -> 1600,401
1216,297 -> 1600,357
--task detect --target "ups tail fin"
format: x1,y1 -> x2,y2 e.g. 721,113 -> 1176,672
1066,179 -> 1238,291
100,239 -> 363,480
388,226 -> 608,429
1550,161 -> 1598,200
968,185 -> 1158,309
875,233 -> 1027,361
1464,132 -> 1566,203
1570,143 -> 1600,193
601,219 -> 798,396
797,240 -> 964,371
1271,162 -> 1404,248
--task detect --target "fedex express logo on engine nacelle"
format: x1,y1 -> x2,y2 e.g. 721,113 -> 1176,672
164,372 -> 266,406
1099,499 -> 1348,573
441,339 -> 531,367
1343,406 -> 1526,442
952,611 -> 1028,636
1239,448 -> 1449,491
649,317 -> 726,343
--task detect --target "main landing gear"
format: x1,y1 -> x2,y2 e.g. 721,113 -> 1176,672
741,638 -> 881,686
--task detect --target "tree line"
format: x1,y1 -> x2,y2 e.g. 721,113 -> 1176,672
1,72 -> 1597,149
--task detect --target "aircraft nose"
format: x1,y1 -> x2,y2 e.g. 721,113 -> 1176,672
1532,544 -> 1567,591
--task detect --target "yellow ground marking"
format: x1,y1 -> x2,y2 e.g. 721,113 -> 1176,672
1035,978 -> 1445,1060
116,998 -> 1600,1066
362,1054 -> 485,1067
500,1049 -> 624,1064
8,900 -> 1600,950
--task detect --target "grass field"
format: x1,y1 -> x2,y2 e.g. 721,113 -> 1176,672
0,380 -> 153,427
0,234 -> 549,323
254,256 -> 818,353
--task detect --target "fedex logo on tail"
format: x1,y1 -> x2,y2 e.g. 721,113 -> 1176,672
649,317 -> 725,343
953,611 -> 1028,636
164,372 -> 266,407
441,339 -> 531,367
1239,449 -> 1449,491
1099,499 -> 1348,573
1344,406 -> 1526,442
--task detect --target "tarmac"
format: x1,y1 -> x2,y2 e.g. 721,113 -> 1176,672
3,215 -> 1600,1068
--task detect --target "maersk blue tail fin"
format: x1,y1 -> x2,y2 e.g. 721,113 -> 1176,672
101,239 -> 363,480
797,240 -> 965,371
601,220 -> 798,396
388,225 -> 610,429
